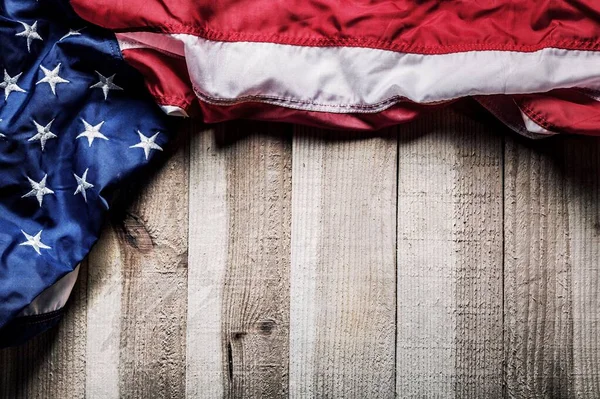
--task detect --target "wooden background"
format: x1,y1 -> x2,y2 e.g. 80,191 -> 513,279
1,107 -> 599,398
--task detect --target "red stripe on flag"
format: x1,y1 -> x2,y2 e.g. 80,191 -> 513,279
121,48 -> 195,111
72,0 -> 600,54
516,90 -> 600,136
197,100 -> 443,131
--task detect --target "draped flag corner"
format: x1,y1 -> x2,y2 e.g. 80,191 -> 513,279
0,0 -> 174,346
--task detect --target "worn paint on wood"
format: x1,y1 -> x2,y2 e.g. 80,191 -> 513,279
85,225 -> 124,399
186,121 -> 292,399
396,110 -> 504,398
290,127 -> 397,398
2,110 -> 600,398
185,123 -> 228,398
565,139 -> 600,397
505,135 -> 600,398
115,136 -> 189,398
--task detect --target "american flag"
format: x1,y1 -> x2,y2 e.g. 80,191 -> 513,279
72,0 -> 600,136
0,0 -> 172,345
5,0 -> 600,345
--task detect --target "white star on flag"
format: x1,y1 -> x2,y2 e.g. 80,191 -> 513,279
19,230 -> 51,255
36,63 -> 69,95
76,119 -> 108,147
59,28 -> 83,41
74,168 -> 94,202
29,119 -> 57,151
22,174 -> 54,207
89,71 -> 123,100
15,21 -> 43,53
130,131 -> 163,160
0,70 -> 26,100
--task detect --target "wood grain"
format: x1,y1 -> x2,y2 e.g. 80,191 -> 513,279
185,123 -> 229,398
85,225 -> 124,399
3,110 -> 600,398
113,134 -> 189,398
504,135 -> 600,398
396,109 -> 504,398
565,138 -> 600,397
186,121 -> 292,398
289,127 -> 397,398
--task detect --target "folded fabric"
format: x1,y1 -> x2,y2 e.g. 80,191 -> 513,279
0,0 -> 173,346
70,0 -> 600,136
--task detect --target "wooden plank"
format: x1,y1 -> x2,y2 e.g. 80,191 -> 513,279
186,121 -> 292,398
85,224 -> 124,399
396,109 -> 504,397
185,123 -> 228,399
111,134 -> 189,398
289,128 -> 397,398
565,138 -> 600,397
504,135 -> 600,398
0,262 -> 88,399
504,136 -> 572,398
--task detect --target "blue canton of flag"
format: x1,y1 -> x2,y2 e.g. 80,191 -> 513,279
0,0 -> 174,345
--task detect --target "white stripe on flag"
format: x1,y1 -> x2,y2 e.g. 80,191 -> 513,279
118,32 -> 600,114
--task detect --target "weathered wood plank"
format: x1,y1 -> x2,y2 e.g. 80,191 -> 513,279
84,224 -> 124,399
73,133 -> 188,398
566,139 -> 600,398
185,123 -> 228,399
289,128 -> 397,398
186,121 -> 292,398
0,263 -> 88,399
396,109 -> 504,398
118,138 -> 189,398
84,131 -> 190,399
504,136 -> 572,398
504,135 -> 600,398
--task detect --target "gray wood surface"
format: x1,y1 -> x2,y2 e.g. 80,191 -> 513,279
186,122 -> 292,398
1,108 -> 599,398
396,111 -> 503,397
290,126 -> 397,398
504,136 -> 600,398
